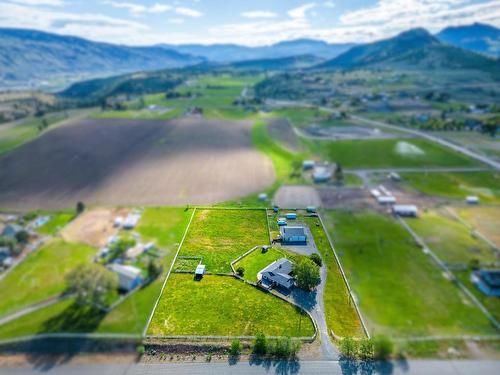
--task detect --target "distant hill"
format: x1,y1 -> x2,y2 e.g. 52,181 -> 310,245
228,54 -> 324,71
59,70 -> 182,102
316,28 -> 500,77
159,39 -> 355,62
0,28 -> 203,87
437,23 -> 500,57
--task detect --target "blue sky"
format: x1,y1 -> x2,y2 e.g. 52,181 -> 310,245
0,0 -> 499,46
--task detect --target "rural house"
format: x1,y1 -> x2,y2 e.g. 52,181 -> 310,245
258,258 -> 294,289
280,226 -> 307,245
1,224 -> 23,239
392,204 -> 418,217
107,264 -> 143,291
471,269 -> 500,297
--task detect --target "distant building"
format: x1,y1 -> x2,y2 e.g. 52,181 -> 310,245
377,196 -> 396,205
108,264 -> 143,291
280,226 -> 307,245
306,206 -> 316,213
126,244 -> 144,260
277,218 -> 287,226
313,165 -> 333,183
388,172 -> 401,181
285,212 -> 297,220
123,213 -> 141,229
370,189 -> 381,198
114,217 -> 124,228
303,160 -> 315,170
1,224 -> 23,239
392,204 -> 418,217
471,269 -> 500,297
466,196 -> 480,205
258,193 -> 268,201
258,258 -> 294,289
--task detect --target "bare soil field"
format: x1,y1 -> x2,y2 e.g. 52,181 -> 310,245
0,118 -> 274,210
273,185 -> 321,208
61,207 -> 129,247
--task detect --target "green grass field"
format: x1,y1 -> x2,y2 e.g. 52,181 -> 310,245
405,209 -> 497,265
177,209 -> 270,273
455,207 -> 500,248
36,210 -> 75,235
323,210 -> 497,337
307,138 -> 479,168
147,273 -> 314,337
303,215 -> 365,338
0,239 -> 95,318
401,172 -> 500,203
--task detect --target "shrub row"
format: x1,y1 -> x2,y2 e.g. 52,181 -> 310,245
338,336 -> 393,360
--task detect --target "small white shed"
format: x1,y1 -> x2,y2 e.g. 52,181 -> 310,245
377,196 -> 396,205
392,204 -> 418,217
465,196 -> 480,204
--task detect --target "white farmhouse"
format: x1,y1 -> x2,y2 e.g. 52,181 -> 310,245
257,258 -> 294,289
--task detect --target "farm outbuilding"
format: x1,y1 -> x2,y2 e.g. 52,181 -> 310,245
285,212 -> 297,220
377,196 -> 397,205
123,213 -> 141,229
471,269 -> 500,297
466,196 -> 480,204
280,226 -> 307,244
1,224 -> 22,239
303,160 -> 315,170
392,204 -> 418,217
108,264 -> 143,291
195,264 -> 206,278
312,165 -> 333,183
277,218 -> 287,226
258,258 -> 295,289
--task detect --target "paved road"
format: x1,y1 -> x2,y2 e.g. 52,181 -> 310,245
344,167 -> 491,174
2,360 -> 500,375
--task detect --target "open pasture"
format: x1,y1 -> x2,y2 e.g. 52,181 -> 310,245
0,118 -> 274,210
323,210 -> 497,337
176,209 -> 270,274
147,273 -> 314,337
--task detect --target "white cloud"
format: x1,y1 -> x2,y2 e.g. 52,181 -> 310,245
105,1 -> 173,14
168,18 -> 185,24
174,7 -> 202,17
241,11 -> 278,19
287,3 -> 316,19
323,1 -> 335,8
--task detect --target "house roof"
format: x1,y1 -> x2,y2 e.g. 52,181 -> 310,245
259,258 -> 293,278
195,264 -> 206,274
280,226 -> 306,238
108,264 -> 142,280
477,269 -> 500,288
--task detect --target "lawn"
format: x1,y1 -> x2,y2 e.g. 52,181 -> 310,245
147,273 -> 315,337
234,247 -> 305,283
177,209 -> 270,273
0,239 -> 96,318
36,210 -> 75,235
401,172 -> 500,203
323,210 -> 497,337
306,138 -> 479,168
303,215 -> 365,338
405,209 -> 497,265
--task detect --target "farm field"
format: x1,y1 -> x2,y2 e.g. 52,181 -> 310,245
323,210 -> 497,337
176,209 -> 270,273
147,273 -> 314,337
454,206 -> 500,248
401,172 -> 500,203
306,138 -> 480,168
36,210 -> 75,235
0,117 -> 274,210
0,239 -> 95,318
405,209 -> 497,265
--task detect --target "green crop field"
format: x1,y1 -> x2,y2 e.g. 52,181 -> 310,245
176,209 -> 270,273
306,138 -> 479,168
147,273 -> 314,337
401,172 -> 500,203
323,210 -> 497,337
0,239 -> 95,318
405,209 -> 497,265
303,215 -> 365,338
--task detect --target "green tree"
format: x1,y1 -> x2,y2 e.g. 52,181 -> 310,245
76,201 -> 85,215
358,338 -> 374,360
309,253 -> 322,267
252,332 -> 268,355
236,266 -> 245,277
373,335 -> 393,360
66,263 -> 118,307
339,336 -> 358,358
295,259 -> 321,291
15,230 -> 29,244
147,260 -> 162,279
230,339 -> 242,356
334,163 -> 344,186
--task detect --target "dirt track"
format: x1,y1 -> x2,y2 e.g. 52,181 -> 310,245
0,118 -> 275,210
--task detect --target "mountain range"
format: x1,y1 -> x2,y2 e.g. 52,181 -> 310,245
316,27 -> 499,77
0,23 -> 499,89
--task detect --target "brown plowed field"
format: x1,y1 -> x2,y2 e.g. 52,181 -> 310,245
0,118 -> 275,210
